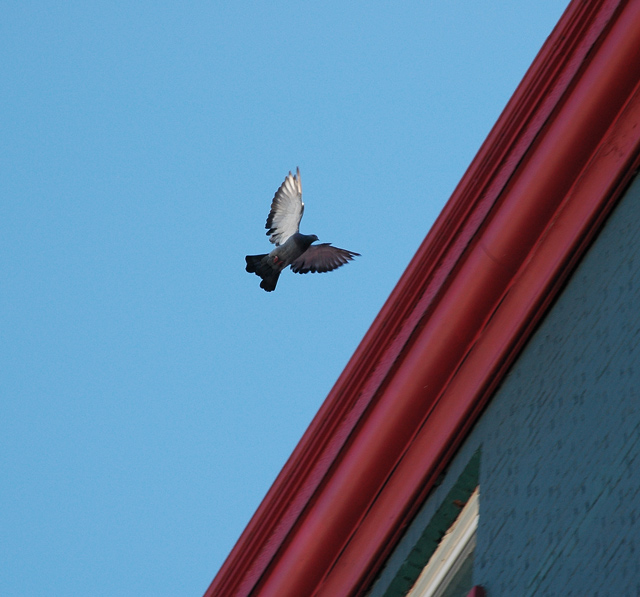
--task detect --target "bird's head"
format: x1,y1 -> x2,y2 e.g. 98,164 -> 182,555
299,233 -> 319,250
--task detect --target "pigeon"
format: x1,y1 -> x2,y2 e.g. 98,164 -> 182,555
245,168 -> 360,292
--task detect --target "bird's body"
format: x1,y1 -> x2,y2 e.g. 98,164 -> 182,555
245,232 -> 318,292
245,168 -> 359,292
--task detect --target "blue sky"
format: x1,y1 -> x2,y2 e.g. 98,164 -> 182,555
1,2 -> 568,595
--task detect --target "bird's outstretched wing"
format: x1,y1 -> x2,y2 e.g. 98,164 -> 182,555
290,243 -> 360,274
265,168 -> 303,246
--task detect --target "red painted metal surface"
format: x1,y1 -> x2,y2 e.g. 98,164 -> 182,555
467,587 -> 486,597
205,1 -> 640,595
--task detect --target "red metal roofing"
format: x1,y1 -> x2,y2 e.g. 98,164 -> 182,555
206,1 -> 640,595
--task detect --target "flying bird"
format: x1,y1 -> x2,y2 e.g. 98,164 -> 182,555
245,168 -> 359,292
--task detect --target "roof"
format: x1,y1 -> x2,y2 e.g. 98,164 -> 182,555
206,0 -> 640,595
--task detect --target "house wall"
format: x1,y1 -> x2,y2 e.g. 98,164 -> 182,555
369,174 -> 640,597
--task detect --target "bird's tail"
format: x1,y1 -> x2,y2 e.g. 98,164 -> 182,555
245,254 -> 267,273
245,254 -> 281,292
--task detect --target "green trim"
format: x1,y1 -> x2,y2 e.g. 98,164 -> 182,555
381,450 -> 481,597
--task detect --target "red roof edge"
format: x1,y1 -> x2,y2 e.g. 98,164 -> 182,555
206,1 -> 640,595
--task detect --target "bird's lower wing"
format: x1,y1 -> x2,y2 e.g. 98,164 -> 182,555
290,243 -> 360,274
